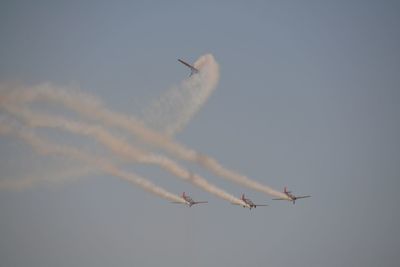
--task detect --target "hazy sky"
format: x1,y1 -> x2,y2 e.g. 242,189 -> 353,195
1,1 -> 399,267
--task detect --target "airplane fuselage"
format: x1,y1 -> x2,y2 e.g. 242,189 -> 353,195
283,191 -> 296,203
179,192 -> 208,207
240,195 -> 260,209
183,195 -> 195,207
243,198 -> 256,209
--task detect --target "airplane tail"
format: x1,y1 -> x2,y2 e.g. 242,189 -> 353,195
182,192 -> 186,198
284,186 -> 287,193
241,193 -> 245,200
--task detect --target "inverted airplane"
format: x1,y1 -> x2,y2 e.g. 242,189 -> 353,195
178,59 -> 199,76
273,187 -> 311,204
171,192 -> 208,207
232,194 -> 268,210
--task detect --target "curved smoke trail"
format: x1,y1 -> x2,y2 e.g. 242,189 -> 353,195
142,54 -> 219,136
0,84 -> 288,199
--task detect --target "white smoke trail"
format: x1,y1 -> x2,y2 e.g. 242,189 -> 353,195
3,106 -> 246,206
0,83 -> 288,199
142,54 -> 219,136
0,118 -> 186,204
0,165 -> 95,190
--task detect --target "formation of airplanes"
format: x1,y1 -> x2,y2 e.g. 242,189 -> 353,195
176,58 -> 310,209
171,188 -> 310,209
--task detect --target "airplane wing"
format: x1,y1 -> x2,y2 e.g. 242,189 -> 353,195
192,201 -> 208,205
255,204 -> 268,207
170,201 -> 185,204
272,198 -> 289,201
295,195 -> 311,199
178,59 -> 199,76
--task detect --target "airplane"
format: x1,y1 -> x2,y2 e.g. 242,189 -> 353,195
232,194 -> 268,209
272,187 -> 311,204
178,59 -> 199,76
171,192 -> 208,207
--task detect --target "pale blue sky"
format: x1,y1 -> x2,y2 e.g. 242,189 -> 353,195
1,1 -> 399,266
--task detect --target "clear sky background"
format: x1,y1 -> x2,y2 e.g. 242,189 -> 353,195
1,1 -> 399,266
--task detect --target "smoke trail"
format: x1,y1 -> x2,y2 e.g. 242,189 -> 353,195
0,83 -> 288,199
0,165 -> 95,190
0,118 -> 186,204
3,106 -> 247,206
142,54 -> 219,136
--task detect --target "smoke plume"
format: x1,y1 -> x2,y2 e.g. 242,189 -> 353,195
0,53 -> 287,200
143,54 -> 219,136
2,105 -> 246,205
0,118 -> 186,203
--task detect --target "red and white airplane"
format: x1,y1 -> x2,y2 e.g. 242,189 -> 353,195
171,192 -> 208,207
233,194 -> 268,209
178,59 -> 199,76
273,187 -> 311,204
